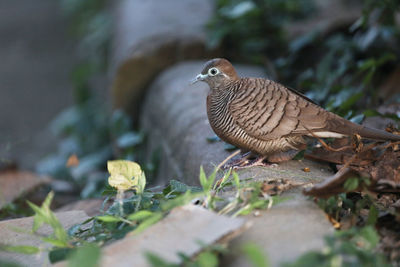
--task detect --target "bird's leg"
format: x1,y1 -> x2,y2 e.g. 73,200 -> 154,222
222,151 -> 254,169
230,150 -> 299,169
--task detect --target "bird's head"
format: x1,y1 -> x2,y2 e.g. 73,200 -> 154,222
192,58 -> 239,89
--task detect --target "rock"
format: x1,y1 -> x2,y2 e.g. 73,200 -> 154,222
222,193 -> 333,267
140,61 -> 334,266
0,210 -> 89,267
110,0 -> 217,118
100,205 -> 247,267
141,61 -> 332,184
0,170 -> 51,209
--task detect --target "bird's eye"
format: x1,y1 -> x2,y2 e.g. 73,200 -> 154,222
208,67 -> 219,76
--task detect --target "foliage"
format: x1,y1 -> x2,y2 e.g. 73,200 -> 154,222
67,244 -> 101,267
60,0 -> 111,104
241,242 -> 270,267
3,161 -> 282,265
146,242 -> 271,267
208,0 -> 315,63
208,0 -> 400,119
285,226 -> 389,267
146,243 -> 226,267
36,106 -> 143,198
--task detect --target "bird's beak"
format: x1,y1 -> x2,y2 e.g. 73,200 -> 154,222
191,73 -> 208,84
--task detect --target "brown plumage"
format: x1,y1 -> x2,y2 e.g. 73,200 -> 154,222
193,58 -> 400,161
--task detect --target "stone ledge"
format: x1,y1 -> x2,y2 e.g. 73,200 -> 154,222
110,0 -> 217,118
0,211 -> 89,267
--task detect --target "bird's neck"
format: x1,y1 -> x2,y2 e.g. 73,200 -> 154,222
207,84 -> 235,124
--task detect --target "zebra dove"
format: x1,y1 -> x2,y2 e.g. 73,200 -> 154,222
193,58 -> 400,163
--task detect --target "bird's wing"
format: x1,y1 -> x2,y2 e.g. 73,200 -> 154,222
229,78 -> 339,140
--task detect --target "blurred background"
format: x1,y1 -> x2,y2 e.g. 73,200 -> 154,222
0,0 -> 399,206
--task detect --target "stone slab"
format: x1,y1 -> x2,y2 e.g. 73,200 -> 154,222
223,193 -> 333,267
0,170 -> 51,209
99,205 -> 246,267
0,210 -> 89,267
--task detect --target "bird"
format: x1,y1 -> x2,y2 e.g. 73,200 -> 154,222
192,58 -> 400,165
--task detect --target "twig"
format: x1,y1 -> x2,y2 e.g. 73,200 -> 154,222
383,140 -> 400,149
304,126 -> 353,152
216,149 -> 241,170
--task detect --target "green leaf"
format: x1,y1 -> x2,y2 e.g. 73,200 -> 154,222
215,168 -> 232,190
199,166 -> 208,191
169,180 -> 202,193
236,200 -> 270,216
241,243 -> 269,267
206,135 -> 220,143
116,132 -> 143,148
0,245 -> 40,255
96,215 -> 122,223
131,213 -> 163,235
221,1 -> 256,19
161,191 -> 201,211
49,248 -> 74,264
359,226 -> 379,249
127,210 -> 154,221
67,244 -> 101,267
344,177 -> 359,191
233,172 -> 240,188
137,172 -> 146,195
145,252 -> 177,267
196,251 -> 219,267
366,205 -> 378,225
0,259 -> 22,267
27,192 -> 69,244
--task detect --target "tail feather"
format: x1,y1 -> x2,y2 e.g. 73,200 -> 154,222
354,124 -> 400,141
329,116 -> 400,141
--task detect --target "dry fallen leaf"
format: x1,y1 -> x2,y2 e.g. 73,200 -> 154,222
66,154 -> 79,167
325,214 -> 340,229
304,136 -> 400,197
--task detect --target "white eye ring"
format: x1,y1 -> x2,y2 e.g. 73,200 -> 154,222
208,67 -> 220,76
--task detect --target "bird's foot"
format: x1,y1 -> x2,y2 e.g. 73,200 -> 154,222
222,152 -> 252,169
223,155 -> 276,169
222,150 -> 298,169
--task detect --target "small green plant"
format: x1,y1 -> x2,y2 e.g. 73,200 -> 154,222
146,242 -> 270,267
285,226 -> 389,267
3,161 -> 281,265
